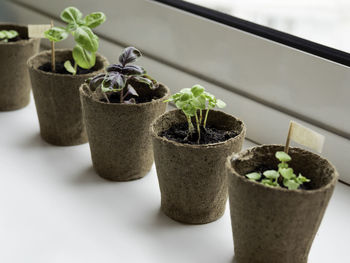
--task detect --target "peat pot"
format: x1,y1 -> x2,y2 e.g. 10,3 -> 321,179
151,109 -> 246,224
226,145 -> 338,263
27,49 -> 108,146
80,82 -> 170,181
0,23 -> 40,111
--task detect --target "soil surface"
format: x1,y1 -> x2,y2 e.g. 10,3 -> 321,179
247,165 -> 311,190
101,91 -> 160,104
160,123 -> 238,145
39,61 -> 96,75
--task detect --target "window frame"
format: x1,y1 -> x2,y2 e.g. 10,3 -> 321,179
154,0 -> 350,67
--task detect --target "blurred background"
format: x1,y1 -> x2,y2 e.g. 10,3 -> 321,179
185,0 -> 350,53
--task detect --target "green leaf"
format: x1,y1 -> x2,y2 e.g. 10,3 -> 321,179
192,96 -> 206,109
279,168 -> 295,180
0,30 -> 18,40
283,178 -> 300,190
263,170 -> 279,179
180,93 -> 192,101
296,174 -> 311,183
191,84 -> 205,97
84,12 -> 106,28
181,103 -> 196,116
61,7 -> 83,24
44,27 -> 68,42
275,151 -> 291,162
278,162 -> 288,169
64,60 -> 76,75
72,44 -> 96,69
74,26 -> 98,52
175,100 -> 186,109
216,99 -> 226,108
246,172 -> 261,181
261,179 -> 279,187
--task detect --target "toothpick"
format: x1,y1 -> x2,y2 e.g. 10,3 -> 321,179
284,121 -> 292,154
50,20 -> 55,72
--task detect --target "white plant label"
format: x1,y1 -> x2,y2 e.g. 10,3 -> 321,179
28,24 -> 51,38
287,121 -> 325,153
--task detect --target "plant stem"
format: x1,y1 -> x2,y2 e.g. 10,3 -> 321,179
186,115 -> 194,134
199,109 -> 203,125
120,88 -> 124,103
195,112 -> 201,143
203,109 -> 209,128
73,62 -> 77,76
102,89 -> 110,103
50,20 -> 55,73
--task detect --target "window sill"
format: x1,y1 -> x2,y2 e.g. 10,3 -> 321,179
0,99 -> 348,263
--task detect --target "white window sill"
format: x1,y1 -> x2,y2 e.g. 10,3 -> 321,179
0,99 -> 348,263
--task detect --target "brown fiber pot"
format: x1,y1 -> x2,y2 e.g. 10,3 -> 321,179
0,24 -> 40,111
226,145 -> 338,263
151,109 -> 246,224
27,49 -> 108,146
80,83 -> 170,181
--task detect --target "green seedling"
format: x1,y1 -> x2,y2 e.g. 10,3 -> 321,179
0,30 -> 18,42
245,151 -> 310,190
88,47 -> 157,104
165,85 -> 226,143
44,6 -> 106,75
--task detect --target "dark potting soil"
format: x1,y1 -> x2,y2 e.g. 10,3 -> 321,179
39,61 -> 96,75
101,92 -> 160,104
160,123 -> 238,145
247,165 -> 311,190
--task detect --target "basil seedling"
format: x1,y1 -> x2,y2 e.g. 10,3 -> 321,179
44,7 -> 106,75
88,47 -> 157,104
165,85 -> 226,143
245,151 -> 311,190
0,30 -> 18,42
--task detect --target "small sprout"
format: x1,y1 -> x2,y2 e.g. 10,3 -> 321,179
275,151 -> 291,162
88,47 -> 157,104
261,178 -> 279,187
263,170 -> 279,179
245,151 -> 310,190
279,168 -> 294,180
246,172 -> 261,181
165,84 -> 226,143
283,178 -> 300,190
44,7 -> 106,75
0,30 -> 19,42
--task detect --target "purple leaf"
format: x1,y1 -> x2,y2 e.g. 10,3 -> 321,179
130,76 -> 155,89
108,72 -> 126,90
118,47 -> 142,66
121,65 -> 145,76
88,73 -> 106,90
106,64 -> 123,73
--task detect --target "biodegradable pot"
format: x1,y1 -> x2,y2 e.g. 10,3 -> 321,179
80,83 -> 170,181
226,145 -> 338,263
27,49 -> 108,146
0,24 -> 40,111
151,109 -> 246,224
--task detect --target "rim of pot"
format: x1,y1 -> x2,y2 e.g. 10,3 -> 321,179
226,144 -> 339,194
27,49 -> 109,78
0,23 -> 37,46
151,109 -> 246,149
79,82 -> 171,107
